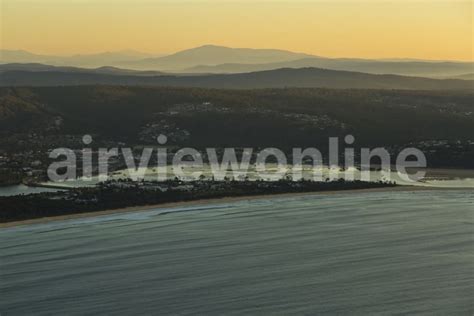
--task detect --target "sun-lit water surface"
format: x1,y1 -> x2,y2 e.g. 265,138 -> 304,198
1,190 -> 473,315
0,184 -> 65,197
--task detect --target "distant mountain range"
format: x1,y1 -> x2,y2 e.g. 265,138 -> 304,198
118,45 -> 313,71
0,50 -> 161,68
184,57 -> 474,78
2,45 -> 473,77
0,63 -> 165,76
0,46 -> 310,71
1,66 -> 472,90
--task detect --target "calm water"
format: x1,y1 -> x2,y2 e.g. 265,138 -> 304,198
0,184 -> 64,197
1,190 -> 473,315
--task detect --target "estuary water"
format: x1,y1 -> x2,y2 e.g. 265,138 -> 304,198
0,184 -> 65,197
1,190 -> 473,315
1,166 -> 473,197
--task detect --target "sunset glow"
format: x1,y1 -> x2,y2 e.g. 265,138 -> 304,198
2,0 -> 473,61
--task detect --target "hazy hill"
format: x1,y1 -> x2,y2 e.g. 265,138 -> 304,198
0,50 -> 52,63
450,73 -> 474,80
1,46 -> 310,70
2,46 -> 473,78
0,63 -> 165,76
184,57 -> 474,78
0,50 -> 161,68
119,45 -> 313,71
0,67 -> 472,90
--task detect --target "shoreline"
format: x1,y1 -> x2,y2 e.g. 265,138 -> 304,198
0,185 -> 466,229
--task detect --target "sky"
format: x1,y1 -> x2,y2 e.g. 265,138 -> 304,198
1,0 -> 473,61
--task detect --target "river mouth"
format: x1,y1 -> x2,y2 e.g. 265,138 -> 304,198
1,166 -> 472,197
47,166 -> 474,188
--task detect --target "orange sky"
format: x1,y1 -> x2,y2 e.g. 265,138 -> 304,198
1,0 -> 473,61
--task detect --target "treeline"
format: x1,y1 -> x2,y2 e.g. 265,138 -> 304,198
0,169 -> 23,186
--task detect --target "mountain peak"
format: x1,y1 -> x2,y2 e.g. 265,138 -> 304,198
194,44 -> 230,50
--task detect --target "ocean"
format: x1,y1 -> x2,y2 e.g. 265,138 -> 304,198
1,190 -> 473,315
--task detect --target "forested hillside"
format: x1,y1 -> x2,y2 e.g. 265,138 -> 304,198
1,86 -> 472,148
1,67 -> 472,90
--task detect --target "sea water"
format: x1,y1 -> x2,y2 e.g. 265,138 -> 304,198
1,190 -> 473,315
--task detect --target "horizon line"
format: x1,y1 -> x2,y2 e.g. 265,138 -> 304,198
1,45 -> 473,63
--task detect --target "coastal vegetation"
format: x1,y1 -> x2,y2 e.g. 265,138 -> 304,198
0,179 -> 396,223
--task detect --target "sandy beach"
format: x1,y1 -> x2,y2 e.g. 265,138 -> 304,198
1,185 -> 465,229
